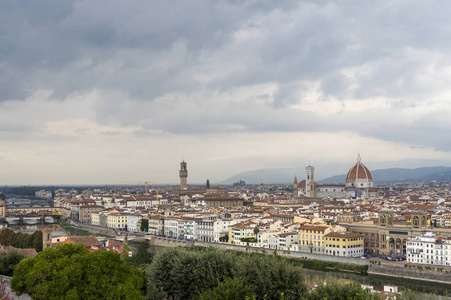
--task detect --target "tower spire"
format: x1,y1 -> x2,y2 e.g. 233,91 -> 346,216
356,153 -> 361,164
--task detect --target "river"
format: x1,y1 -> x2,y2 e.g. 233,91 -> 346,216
302,269 -> 450,298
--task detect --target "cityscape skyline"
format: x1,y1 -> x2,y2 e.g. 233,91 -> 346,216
1,1 -> 451,185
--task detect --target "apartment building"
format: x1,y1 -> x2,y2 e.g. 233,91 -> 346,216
148,215 -> 164,235
79,205 -> 103,223
164,217 -> 179,238
298,225 -> 330,253
406,232 -> 451,266
268,232 -> 299,250
324,232 -> 364,257
229,222 -> 257,245
107,213 -> 128,230
196,220 -> 215,242
127,214 -> 142,232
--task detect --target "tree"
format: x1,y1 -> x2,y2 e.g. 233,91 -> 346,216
30,231 -> 43,252
140,218 -> 149,232
234,253 -> 306,300
146,247 -> 235,300
253,226 -> 260,236
124,242 -> 152,274
146,247 -> 307,300
11,243 -> 145,300
0,251 -> 26,277
199,278 -> 255,300
219,234 -> 228,243
206,179 -> 211,188
0,193 -> 5,201
0,230 -> 40,251
132,241 -> 153,267
0,229 -> 15,246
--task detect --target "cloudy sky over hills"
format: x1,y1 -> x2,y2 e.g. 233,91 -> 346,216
1,0 -> 451,185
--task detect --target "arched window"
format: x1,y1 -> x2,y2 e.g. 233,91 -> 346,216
380,214 -> 386,226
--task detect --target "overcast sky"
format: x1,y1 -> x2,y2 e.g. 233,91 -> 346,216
1,0 -> 451,185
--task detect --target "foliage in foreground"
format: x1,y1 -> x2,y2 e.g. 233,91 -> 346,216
309,280 -> 378,300
198,277 -> 255,300
146,247 -> 307,300
11,243 -> 145,300
0,250 -> 26,276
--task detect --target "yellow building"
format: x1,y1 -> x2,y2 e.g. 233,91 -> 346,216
324,232 -> 364,257
107,213 -> 128,230
298,225 -> 331,253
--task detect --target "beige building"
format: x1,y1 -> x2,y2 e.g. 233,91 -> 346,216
79,205 -> 103,223
340,210 -> 431,255
148,215 -> 164,235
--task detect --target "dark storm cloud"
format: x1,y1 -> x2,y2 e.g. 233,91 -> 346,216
2,0 -> 451,152
0,0 -> 298,100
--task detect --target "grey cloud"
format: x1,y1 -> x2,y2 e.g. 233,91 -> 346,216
2,0 -> 451,152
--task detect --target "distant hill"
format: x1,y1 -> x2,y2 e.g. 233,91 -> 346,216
319,166 -> 451,184
221,166 -> 451,185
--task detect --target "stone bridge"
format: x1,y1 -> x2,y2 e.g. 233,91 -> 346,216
5,214 -> 61,225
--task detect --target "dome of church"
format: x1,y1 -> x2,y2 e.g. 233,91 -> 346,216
346,154 -> 373,182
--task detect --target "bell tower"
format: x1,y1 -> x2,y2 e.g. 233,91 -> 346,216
305,164 -> 315,198
42,228 -> 52,250
293,175 -> 298,198
179,160 -> 188,190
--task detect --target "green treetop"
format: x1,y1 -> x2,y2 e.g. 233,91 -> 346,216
11,243 -> 145,300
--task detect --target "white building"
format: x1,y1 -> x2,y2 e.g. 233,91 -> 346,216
213,219 -> 233,243
127,214 -> 142,232
183,218 -> 197,240
164,217 -> 179,238
278,232 -> 299,251
406,232 -> 451,266
196,220 -> 214,242
268,234 -> 279,250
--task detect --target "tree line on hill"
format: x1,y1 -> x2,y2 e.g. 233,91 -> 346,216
0,229 -> 42,252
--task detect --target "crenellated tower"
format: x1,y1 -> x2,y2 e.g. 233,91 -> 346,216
179,160 -> 188,190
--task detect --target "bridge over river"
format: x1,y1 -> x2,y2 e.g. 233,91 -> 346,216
5,214 -> 61,225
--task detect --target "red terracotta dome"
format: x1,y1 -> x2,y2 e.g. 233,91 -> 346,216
346,154 -> 373,181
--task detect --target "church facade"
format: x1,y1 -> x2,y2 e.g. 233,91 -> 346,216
294,154 -> 376,199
